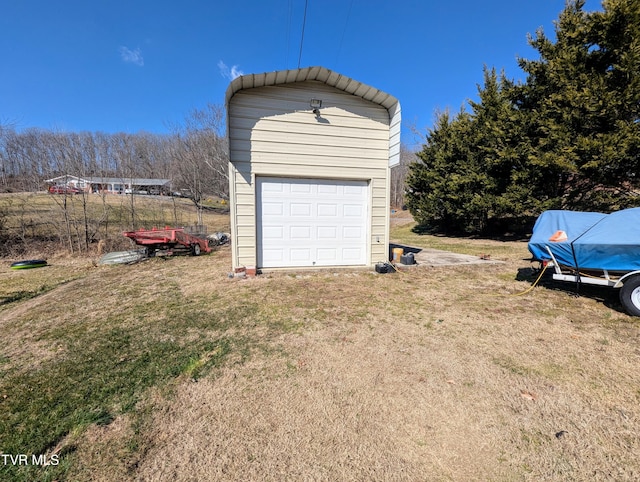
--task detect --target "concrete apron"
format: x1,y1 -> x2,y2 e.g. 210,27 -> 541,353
389,243 -> 504,268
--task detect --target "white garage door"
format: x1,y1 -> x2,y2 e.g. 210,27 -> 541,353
257,177 -> 369,268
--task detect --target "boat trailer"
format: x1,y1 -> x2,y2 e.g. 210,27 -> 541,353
528,209 -> 640,317
123,226 -> 211,257
541,246 -> 640,316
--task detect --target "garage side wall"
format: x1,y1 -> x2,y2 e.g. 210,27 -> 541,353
228,81 -> 391,269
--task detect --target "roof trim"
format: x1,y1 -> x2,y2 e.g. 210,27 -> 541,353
225,66 -> 401,167
45,175 -> 171,186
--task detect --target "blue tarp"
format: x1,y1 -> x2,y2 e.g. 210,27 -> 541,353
528,208 -> 640,271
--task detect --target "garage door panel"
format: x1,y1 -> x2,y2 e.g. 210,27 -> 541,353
344,204 -> 364,217
258,177 -> 368,268
317,203 -> 338,216
317,248 -> 337,261
344,185 -> 366,195
317,226 -> 337,239
290,203 -> 312,216
290,248 -> 312,262
263,248 -> 285,263
342,248 -> 364,262
318,184 -> 338,195
262,183 -> 284,193
291,183 -> 312,193
262,202 -> 283,215
263,226 -> 284,239
290,226 -> 311,239
343,226 -> 364,239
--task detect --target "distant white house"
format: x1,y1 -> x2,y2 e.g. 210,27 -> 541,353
226,66 -> 401,271
45,175 -> 171,194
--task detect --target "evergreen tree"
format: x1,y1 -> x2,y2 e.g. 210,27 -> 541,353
406,110 -> 481,232
406,0 -> 640,234
515,0 -> 640,210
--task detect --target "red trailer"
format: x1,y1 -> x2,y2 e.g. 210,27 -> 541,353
123,226 -> 211,257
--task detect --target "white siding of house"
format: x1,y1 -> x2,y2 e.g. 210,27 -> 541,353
228,81 -> 391,269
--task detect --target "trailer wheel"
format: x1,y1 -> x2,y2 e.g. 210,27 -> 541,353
619,275 -> 640,316
191,243 -> 201,256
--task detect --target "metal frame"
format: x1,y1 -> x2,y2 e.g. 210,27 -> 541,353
123,227 -> 211,255
544,246 -> 640,288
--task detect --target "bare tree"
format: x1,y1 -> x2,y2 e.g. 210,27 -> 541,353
170,103 -> 228,226
0,105 -> 230,252
390,144 -> 418,208
0,121 -> 16,190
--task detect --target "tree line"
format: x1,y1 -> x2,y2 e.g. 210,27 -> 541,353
0,103 -> 229,202
0,96 -> 414,256
1,100 -> 416,212
0,104 -> 230,255
406,0 -> 640,235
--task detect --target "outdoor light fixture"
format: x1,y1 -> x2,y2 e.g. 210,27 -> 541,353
310,98 -> 322,116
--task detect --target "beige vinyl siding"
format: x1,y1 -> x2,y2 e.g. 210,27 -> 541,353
388,103 -> 402,167
231,82 -> 391,122
228,81 -> 391,269
233,130 -> 390,152
229,116 -> 387,140
231,142 -> 387,163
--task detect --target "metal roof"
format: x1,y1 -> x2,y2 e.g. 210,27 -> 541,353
225,66 -> 401,167
83,177 -> 171,186
46,175 -> 171,186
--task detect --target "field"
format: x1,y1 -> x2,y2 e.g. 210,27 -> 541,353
1,201 -> 639,481
0,192 -> 230,257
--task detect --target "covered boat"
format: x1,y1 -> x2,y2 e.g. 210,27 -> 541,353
528,208 -> 640,317
529,208 -> 640,271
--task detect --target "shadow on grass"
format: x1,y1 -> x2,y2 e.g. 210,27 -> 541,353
515,267 -> 625,315
0,297 -> 255,482
0,275 -> 78,307
389,243 -> 422,257
412,223 -> 532,242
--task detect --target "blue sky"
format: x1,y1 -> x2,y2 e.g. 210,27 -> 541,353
1,1 -> 601,148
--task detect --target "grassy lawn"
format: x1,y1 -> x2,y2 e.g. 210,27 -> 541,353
1,214 -> 639,481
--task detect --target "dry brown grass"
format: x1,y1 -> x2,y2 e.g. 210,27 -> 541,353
0,192 -> 229,257
2,222 -> 640,481
127,262 -> 639,481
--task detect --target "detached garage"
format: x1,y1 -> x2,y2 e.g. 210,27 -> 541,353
226,66 -> 401,271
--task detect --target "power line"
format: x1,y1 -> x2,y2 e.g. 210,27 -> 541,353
297,0 -> 309,69
336,0 -> 354,66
